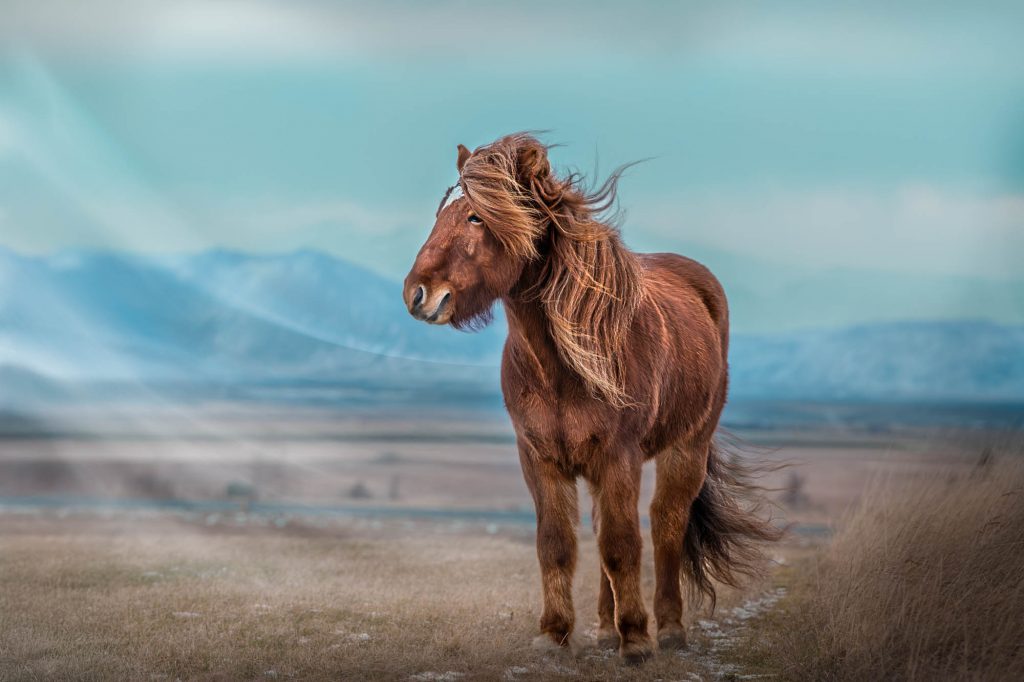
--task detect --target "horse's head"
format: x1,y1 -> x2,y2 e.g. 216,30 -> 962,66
405,132 -> 642,406
404,136 -> 554,329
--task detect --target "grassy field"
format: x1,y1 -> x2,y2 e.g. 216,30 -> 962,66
0,512 -> 779,681
1,412 -> 1020,680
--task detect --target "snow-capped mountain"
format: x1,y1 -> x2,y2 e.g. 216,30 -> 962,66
0,247 -> 503,384
730,321 -> 1024,401
1,246 -> 1021,406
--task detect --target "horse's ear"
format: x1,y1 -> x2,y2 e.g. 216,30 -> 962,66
456,144 -> 471,173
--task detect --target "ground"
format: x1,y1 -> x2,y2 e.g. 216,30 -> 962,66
0,406 -> 1006,680
2,512 -> 793,681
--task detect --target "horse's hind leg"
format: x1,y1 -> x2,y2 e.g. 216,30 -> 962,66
593,454 -> 653,663
650,440 -> 708,650
596,569 -> 619,648
589,494 -> 619,649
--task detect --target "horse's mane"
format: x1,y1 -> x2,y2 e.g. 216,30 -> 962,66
460,133 -> 643,407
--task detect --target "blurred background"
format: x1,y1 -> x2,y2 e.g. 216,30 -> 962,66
1,0 -> 1022,520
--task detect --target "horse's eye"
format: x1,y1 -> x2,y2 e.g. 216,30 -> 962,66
467,214 -> 483,225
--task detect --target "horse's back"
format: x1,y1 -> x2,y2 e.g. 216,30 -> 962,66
639,252 -> 729,348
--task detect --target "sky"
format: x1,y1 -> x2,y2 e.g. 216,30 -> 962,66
0,0 -> 1022,332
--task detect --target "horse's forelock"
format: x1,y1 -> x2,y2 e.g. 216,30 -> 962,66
460,141 -> 545,260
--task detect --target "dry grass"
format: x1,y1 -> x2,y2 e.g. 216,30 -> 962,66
744,456 -> 1024,681
0,514 -> 762,681
8,421 -> 1002,680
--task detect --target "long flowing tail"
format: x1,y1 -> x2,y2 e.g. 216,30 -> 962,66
683,438 -> 784,610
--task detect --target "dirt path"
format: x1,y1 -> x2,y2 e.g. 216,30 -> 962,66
679,587 -> 787,680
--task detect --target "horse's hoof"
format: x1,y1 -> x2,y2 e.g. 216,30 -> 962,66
620,638 -> 654,665
532,633 -> 579,656
657,627 -> 688,651
596,627 -> 620,650
532,634 -> 562,652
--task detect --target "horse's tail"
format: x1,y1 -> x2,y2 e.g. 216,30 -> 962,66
683,437 -> 783,610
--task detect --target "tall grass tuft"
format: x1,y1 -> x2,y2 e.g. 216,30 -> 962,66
765,455 -> 1024,681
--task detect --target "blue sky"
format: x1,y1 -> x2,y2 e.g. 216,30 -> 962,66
1,1 -> 1022,331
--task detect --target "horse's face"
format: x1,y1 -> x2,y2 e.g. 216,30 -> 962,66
403,147 -> 526,328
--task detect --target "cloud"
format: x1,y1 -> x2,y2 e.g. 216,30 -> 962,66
3,0 -> 1022,75
199,199 -> 425,275
631,185 -> 1024,281
1,1 -> 336,60
0,112 -> 15,155
232,200 -> 419,238
123,184 -> 1024,285
0,55 -> 208,253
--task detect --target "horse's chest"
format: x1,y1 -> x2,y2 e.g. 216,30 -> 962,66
510,394 -> 608,471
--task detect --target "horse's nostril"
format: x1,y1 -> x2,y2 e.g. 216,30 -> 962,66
412,285 -> 426,309
426,291 -> 452,323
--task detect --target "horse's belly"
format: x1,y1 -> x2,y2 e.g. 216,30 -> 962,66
641,362 -> 722,454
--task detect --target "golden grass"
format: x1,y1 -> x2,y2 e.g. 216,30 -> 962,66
0,516 -> 758,681
743,456 -> 1024,681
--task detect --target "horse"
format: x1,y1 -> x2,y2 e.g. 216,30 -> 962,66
403,133 -> 778,663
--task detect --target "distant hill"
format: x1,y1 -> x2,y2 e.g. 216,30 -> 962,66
1,247 -> 1021,406
0,247 -> 502,382
730,320 -> 1024,401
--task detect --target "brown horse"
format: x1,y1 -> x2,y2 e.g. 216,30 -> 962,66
404,133 -> 778,662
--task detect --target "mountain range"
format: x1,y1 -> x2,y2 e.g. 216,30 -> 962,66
1,246 -> 1021,407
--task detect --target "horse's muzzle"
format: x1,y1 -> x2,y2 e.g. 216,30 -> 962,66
406,283 -> 452,324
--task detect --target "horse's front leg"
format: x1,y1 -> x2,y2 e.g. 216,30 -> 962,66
593,451 -> 653,663
519,443 -> 579,650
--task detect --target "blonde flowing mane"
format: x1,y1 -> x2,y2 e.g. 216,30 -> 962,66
460,134 -> 643,407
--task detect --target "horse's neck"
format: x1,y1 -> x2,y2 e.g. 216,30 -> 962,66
502,294 -> 566,379
503,295 -> 556,356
